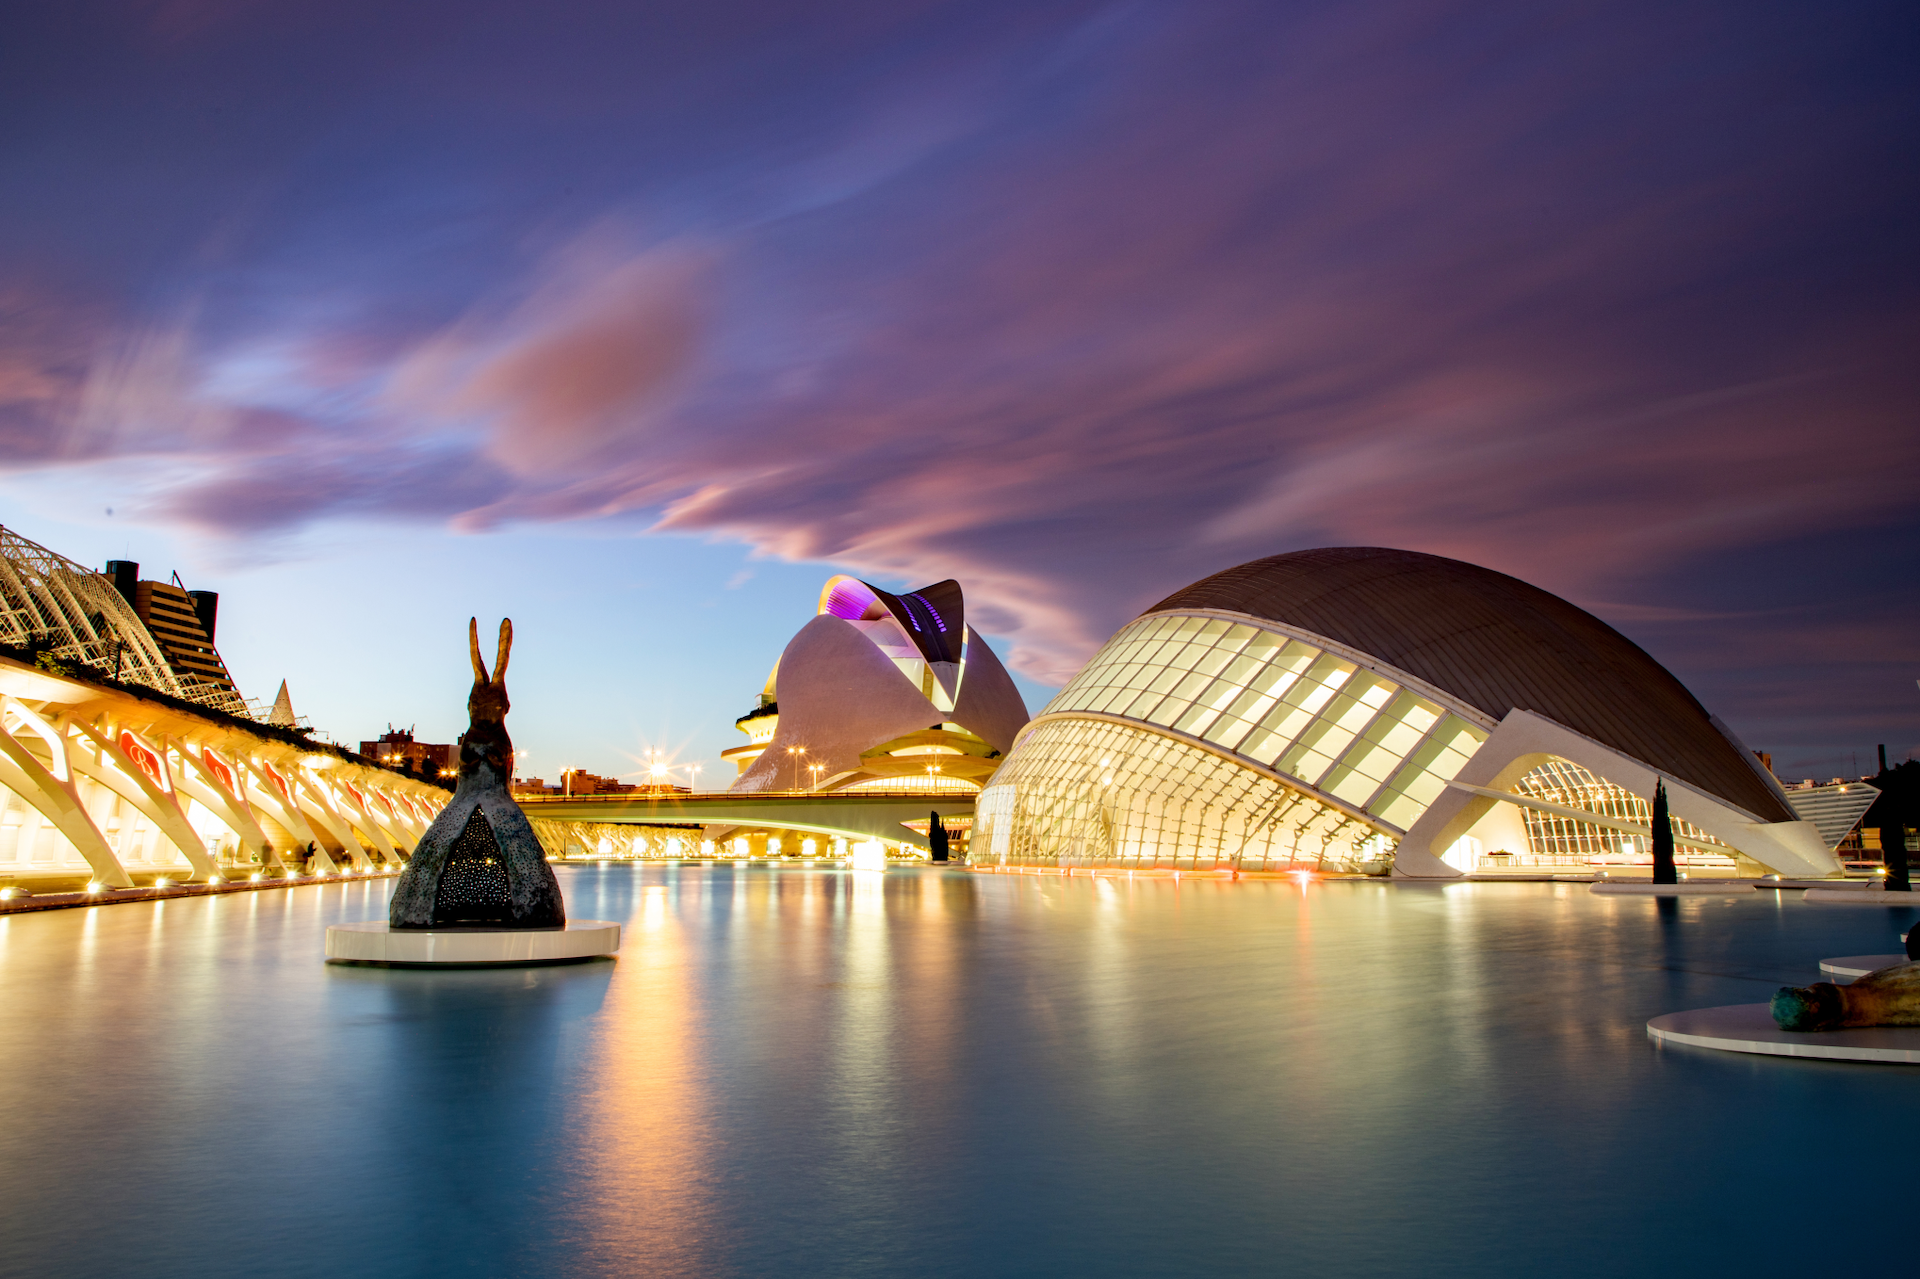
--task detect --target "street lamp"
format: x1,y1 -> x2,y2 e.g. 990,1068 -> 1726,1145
807,762 -> 823,790
786,745 -> 807,792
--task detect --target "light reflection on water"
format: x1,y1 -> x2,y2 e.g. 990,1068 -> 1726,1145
1,867 -> 1917,1277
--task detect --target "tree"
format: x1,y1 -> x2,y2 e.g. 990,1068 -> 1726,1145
1650,780 -> 1676,885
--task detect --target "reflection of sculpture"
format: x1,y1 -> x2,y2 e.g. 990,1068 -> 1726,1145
388,619 -> 565,930
1772,962 -> 1920,1031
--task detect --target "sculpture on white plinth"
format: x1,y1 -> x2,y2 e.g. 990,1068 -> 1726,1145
387,619 -> 564,930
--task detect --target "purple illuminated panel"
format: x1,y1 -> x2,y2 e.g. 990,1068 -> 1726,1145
816,574 -> 965,665
906,593 -> 948,633
823,578 -> 882,621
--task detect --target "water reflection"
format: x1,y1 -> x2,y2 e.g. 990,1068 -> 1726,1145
2,868 -> 1918,1277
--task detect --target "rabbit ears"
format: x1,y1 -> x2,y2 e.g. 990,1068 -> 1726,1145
469,617 -> 513,687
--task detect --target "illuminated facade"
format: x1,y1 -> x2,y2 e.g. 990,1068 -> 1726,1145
727,576 -> 1028,796
0,651 -> 445,888
976,548 -> 1837,878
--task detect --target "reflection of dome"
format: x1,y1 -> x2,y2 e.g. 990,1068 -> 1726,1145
976,548 -> 1833,879
725,576 -> 1029,795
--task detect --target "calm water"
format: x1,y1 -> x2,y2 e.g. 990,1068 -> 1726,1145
2,865 -> 1916,1277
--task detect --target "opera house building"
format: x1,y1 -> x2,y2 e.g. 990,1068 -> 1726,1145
725,575 -> 1029,796
974,548 -> 1840,880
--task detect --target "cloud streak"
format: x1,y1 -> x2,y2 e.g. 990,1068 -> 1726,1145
1,0 -> 1914,756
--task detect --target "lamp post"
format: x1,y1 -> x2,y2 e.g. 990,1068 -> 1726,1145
787,745 -> 807,792
807,762 -> 823,790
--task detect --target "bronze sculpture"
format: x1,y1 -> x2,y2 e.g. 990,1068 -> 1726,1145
387,618 -> 565,930
1772,961 -> 1920,1031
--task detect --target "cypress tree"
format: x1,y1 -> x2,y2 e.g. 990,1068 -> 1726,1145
1650,779 -> 1677,885
1884,819 -> 1910,891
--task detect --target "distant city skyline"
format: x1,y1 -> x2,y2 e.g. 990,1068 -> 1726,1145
1,2 -> 1912,780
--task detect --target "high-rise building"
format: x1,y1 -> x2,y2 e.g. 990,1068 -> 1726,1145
104,561 -> 241,708
0,525 -> 250,718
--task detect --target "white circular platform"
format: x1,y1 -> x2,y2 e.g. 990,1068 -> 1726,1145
1589,882 -> 1756,895
1804,888 -> 1920,905
1647,1003 -> 1920,1064
325,920 -> 620,967
1819,955 -> 1909,980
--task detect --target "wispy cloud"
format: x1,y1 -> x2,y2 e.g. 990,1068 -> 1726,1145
0,0 -> 1913,749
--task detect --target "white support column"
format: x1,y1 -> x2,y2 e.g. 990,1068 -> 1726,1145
359,789 -> 419,851
1394,709 -> 1839,879
242,757 -> 338,874
0,697 -> 129,887
169,741 -> 275,868
292,770 -> 367,868
315,774 -> 397,862
391,791 -> 435,840
345,794 -> 400,861
345,779 -> 417,856
64,719 -> 221,882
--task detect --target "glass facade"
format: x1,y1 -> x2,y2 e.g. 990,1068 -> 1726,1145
976,717 -> 1391,871
976,612 -> 1491,870
1509,759 -> 1732,869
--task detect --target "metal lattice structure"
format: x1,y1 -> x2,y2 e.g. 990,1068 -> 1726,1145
0,525 -> 187,702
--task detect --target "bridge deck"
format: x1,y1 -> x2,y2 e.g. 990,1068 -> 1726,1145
516,790 -> 975,850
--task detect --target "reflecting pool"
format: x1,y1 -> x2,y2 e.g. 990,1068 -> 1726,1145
2,866 -> 1916,1277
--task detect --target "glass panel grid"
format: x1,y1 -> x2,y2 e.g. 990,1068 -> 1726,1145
1511,759 -> 1725,860
1041,614 -> 1491,843
975,718 -> 1389,872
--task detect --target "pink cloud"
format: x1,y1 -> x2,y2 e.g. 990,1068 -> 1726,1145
0,0 -> 1911,761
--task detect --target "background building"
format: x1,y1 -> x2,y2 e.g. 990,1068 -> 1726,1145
727,575 -> 1028,796
975,548 -> 1837,878
361,727 -> 454,779
104,560 -> 243,713
0,526 -> 248,717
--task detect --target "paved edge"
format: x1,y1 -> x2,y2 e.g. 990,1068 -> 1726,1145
1647,1004 -> 1920,1063
1590,883 -> 1757,895
0,872 -> 403,916
1819,955 -> 1908,979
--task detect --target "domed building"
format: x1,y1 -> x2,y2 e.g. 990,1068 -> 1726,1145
725,575 -> 1029,796
974,548 -> 1835,879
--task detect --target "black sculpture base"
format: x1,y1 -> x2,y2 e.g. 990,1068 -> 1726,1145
388,765 -> 563,930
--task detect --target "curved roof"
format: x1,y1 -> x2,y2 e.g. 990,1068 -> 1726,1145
1145,548 -> 1793,822
818,576 -> 964,666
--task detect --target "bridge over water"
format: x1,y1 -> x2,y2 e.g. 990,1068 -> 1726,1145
515,790 -> 976,853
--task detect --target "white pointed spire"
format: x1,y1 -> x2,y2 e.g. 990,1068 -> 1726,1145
266,680 -> 297,728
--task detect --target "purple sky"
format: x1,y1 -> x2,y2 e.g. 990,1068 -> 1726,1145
2,0 -> 1915,779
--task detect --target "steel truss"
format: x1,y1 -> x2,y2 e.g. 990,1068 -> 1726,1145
0,525 -> 249,717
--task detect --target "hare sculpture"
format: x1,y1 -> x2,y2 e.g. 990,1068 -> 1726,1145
388,619 -> 565,930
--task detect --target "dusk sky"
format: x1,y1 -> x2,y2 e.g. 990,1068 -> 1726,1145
1,0 -> 1913,783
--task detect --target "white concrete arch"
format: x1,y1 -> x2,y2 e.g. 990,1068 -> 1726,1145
0,698 -> 129,886
169,742 -> 274,867
1392,710 -> 1836,879
64,719 -> 219,881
